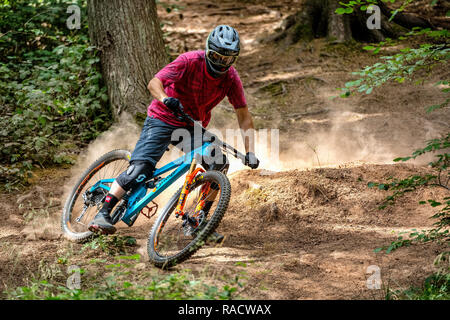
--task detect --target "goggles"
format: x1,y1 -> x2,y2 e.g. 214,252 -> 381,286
206,49 -> 238,67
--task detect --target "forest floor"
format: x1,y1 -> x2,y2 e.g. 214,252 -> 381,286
1,0 -> 449,299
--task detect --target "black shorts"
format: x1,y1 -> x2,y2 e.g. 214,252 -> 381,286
129,116 -> 228,171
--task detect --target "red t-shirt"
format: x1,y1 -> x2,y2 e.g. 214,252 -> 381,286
148,50 -> 247,127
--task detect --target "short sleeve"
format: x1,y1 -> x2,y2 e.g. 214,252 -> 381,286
154,54 -> 188,87
227,69 -> 247,109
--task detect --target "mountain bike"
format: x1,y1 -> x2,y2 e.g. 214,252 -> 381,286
61,107 -> 254,268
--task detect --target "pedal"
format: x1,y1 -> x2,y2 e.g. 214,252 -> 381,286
141,201 -> 158,219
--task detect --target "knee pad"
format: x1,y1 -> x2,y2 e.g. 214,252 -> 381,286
116,160 -> 154,192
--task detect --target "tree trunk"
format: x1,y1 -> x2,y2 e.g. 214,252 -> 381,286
377,1 -> 432,29
327,0 -> 351,43
87,0 -> 168,118
265,0 -> 444,46
264,0 -> 354,46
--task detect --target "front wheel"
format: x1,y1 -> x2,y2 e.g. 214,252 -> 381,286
147,170 -> 231,268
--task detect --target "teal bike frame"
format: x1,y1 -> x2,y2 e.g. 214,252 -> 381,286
87,142 -> 212,226
86,105 -> 248,227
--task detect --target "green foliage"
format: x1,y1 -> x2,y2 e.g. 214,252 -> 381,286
357,27 -> 448,56
373,197 -> 449,252
82,235 -> 137,256
387,272 -> 450,300
393,133 -> 449,165
6,256 -> 243,300
368,131 -> 449,256
367,113 -> 449,300
7,273 -> 241,300
341,44 -> 449,97
336,0 -> 444,18
337,0 -> 450,297
368,133 -> 449,207
363,43 -> 386,55
0,0 -> 112,189
336,0 -> 396,16
367,123 -> 449,300
427,80 -> 450,112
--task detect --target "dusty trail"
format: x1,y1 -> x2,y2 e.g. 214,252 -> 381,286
0,164 -> 446,299
1,0 -> 449,299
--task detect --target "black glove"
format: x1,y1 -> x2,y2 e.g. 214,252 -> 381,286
163,97 -> 182,114
244,152 -> 259,169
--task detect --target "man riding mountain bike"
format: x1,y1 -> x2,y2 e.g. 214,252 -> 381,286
88,25 -> 260,238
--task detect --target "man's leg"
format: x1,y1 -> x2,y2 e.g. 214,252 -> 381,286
88,160 -> 154,234
89,116 -> 175,234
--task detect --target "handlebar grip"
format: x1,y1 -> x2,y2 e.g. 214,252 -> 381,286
163,98 -> 185,117
174,103 -> 193,122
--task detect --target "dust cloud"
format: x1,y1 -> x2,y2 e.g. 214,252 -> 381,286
61,113 -> 141,209
72,113 -> 141,176
64,104 -> 440,208
276,111 -> 399,170
208,107 -> 439,174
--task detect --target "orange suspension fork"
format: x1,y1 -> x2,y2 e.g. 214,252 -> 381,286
175,159 -> 205,217
193,183 -> 211,217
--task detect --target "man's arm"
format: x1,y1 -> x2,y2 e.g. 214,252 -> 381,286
147,77 -> 182,114
235,106 -> 255,154
147,54 -> 187,102
147,77 -> 168,102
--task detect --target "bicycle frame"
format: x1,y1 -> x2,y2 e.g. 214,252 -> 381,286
87,141 -> 213,226
86,107 -> 249,228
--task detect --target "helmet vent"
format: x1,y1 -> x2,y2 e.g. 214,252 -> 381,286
207,25 -> 240,59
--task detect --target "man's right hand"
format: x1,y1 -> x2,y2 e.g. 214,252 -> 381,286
163,97 -> 182,114
245,152 -> 260,169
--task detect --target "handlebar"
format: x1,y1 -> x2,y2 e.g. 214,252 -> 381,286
171,103 -> 249,166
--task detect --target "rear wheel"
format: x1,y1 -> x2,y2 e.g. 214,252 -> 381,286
61,149 -> 131,242
147,170 -> 231,268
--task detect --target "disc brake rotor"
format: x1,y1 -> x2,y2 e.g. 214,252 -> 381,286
182,210 -> 206,237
